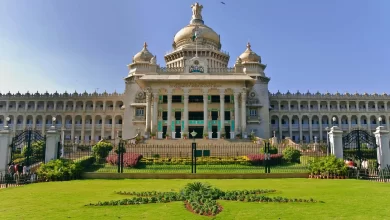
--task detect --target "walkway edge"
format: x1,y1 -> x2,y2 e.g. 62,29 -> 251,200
82,173 -> 309,179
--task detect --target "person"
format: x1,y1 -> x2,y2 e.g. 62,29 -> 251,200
361,159 -> 368,170
23,164 -> 28,175
18,163 -> 23,175
8,163 -> 15,176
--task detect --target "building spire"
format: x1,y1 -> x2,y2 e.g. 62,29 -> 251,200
143,42 -> 148,49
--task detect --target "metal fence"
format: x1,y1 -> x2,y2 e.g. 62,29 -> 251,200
0,172 -> 39,189
62,141 -> 331,174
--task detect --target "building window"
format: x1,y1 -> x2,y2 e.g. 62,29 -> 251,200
271,119 -> 275,124
118,119 -> 122,124
249,109 -> 257,116
136,108 -> 144,116
172,95 -> 182,103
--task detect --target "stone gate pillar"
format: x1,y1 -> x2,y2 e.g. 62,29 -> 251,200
329,126 -> 343,159
45,127 -> 60,163
0,128 -> 12,172
373,126 -> 390,168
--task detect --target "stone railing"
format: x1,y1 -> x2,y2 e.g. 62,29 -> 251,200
157,67 -> 184,73
208,67 -> 236,74
270,91 -> 390,100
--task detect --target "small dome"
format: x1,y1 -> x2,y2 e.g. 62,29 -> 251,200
133,42 -> 154,63
238,42 -> 261,63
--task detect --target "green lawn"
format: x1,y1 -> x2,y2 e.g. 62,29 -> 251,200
88,164 -> 308,173
1,179 -> 389,219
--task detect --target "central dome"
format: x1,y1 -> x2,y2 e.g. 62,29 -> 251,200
172,2 -> 221,49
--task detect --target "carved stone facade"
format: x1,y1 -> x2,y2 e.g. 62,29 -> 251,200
1,3 -> 384,143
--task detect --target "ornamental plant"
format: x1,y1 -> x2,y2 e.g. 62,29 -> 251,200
282,147 -> 301,163
87,182 -> 322,217
106,153 -> 143,168
92,141 -> 113,163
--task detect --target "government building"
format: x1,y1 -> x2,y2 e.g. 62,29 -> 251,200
0,2 -> 389,144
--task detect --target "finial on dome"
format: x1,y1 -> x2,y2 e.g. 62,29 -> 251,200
190,2 -> 204,24
143,42 -> 148,49
246,42 -> 251,50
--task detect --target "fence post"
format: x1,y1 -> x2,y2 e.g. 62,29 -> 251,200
46,127 -> 60,163
0,128 -> 12,172
328,126 -> 343,159
373,126 -> 390,169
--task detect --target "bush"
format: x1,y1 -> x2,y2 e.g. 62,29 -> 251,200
92,141 -> 113,162
37,159 -> 82,181
307,155 -> 347,176
246,154 -> 283,166
106,153 -> 143,168
260,146 -> 278,154
282,147 -> 301,163
76,156 -> 95,170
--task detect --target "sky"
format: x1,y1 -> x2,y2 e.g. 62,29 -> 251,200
0,0 -> 389,94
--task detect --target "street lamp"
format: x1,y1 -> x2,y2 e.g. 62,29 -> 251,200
4,116 -> 10,129
332,117 -> 337,127
51,116 -> 56,129
379,117 -> 382,126
191,130 -> 197,142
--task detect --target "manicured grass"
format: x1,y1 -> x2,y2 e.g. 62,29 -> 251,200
88,164 -> 308,173
1,179 -> 389,219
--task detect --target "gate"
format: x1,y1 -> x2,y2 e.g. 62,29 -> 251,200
342,129 -> 378,169
10,129 -> 46,167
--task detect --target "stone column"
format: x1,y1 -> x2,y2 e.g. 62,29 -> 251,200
241,91 -> 247,136
91,117 -> 95,144
46,127 -> 60,163
234,91 -> 240,133
81,115 -> 85,144
0,128 -> 12,172
328,126 -> 343,159
167,90 -> 173,134
203,90 -> 208,134
219,89 -> 225,135
152,92 -> 159,134
145,91 -> 152,135
183,88 -> 189,134
374,126 -> 390,168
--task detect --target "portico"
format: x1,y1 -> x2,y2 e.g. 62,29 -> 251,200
137,76 -> 254,139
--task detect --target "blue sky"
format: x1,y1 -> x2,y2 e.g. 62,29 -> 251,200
0,0 -> 389,94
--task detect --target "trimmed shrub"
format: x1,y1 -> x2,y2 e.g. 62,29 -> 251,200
246,154 -> 283,166
106,153 -> 143,168
307,155 -> 347,176
140,156 -> 251,166
92,141 -> 113,162
37,159 -> 82,181
282,147 -> 301,163
76,156 -> 95,170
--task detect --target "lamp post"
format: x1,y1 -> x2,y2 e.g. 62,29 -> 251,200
51,116 -> 56,130
190,130 -> 198,174
4,116 -> 10,130
379,117 -> 382,127
191,130 -> 197,142
332,116 -> 337,127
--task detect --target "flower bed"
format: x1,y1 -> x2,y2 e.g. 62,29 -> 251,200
87,182 -> 321,217
247,154 -> 283,166
106,153 -> 143,168
140,156 -> 251,166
